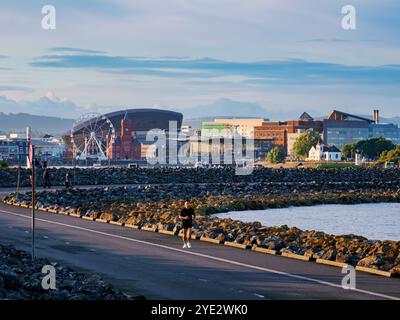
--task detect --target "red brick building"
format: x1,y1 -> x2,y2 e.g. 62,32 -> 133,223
254,112 -> 323,152
107,113 -> 141,160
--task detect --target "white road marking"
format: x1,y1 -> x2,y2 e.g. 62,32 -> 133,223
253,293 -> 265,298
198,278 -> 209,282
0,208 -> 399,301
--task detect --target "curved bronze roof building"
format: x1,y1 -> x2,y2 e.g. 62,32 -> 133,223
65,108 -> 183,153
72,108 -> 183,134
104,108 -> 183,132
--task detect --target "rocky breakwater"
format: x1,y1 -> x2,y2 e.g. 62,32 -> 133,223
1,167 -> 400,188
4,182 -> 400,275
0,244 -> 143,300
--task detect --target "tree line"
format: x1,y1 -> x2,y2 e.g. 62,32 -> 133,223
265,130 -> 399,164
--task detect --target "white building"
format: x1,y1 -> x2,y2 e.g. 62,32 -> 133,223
308,144 -> 342,161
204,118 -> 265,138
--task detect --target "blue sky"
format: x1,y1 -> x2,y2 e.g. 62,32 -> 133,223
0,0 -> 399,119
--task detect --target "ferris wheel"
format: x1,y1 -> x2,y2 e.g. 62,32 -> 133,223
70,112 -> 115,160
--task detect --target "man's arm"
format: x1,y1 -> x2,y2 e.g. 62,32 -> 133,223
179,211 -> 188,220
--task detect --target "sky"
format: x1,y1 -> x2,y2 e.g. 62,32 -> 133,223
0,0 -> 399,120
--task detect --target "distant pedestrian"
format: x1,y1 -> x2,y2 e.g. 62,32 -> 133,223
35,158 -> 42,170
43,168 -> 51,189
65,172 -> 72,190
179,201 -> 195,249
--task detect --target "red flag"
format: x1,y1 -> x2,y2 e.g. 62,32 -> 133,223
27,143 -> 34,168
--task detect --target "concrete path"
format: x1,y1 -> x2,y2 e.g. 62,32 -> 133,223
0,203 -> 399,300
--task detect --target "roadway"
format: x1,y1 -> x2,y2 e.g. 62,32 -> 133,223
0,202 -> 399,300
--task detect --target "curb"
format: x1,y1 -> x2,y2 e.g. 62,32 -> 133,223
252,245 -> 277,255
200,236 -> 223,245
316,259 -> 349,268
82,216 -> 95,221
109,221 -> 124,226
355,266 -> 395,278
224,241 -> 251,250
158,230 -> 177,236
125,224 -> 141,229
178,230 -> 202,239
281,252 -> 314,262
141,226 -> 158,232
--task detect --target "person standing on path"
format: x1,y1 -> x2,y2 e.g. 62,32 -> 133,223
179,201 -> 195,249
42,161 -> 51,189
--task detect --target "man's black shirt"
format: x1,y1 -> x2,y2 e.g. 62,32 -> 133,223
180,207 -> 195,222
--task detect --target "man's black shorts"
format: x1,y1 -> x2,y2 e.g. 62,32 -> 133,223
182,220 -> 193,229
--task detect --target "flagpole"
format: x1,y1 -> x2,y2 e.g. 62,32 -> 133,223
31,144 -> 35,261
27,127 -> 36,262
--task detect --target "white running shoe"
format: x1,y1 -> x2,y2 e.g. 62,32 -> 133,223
183,243 -> 187,249
187,242 -> 192,249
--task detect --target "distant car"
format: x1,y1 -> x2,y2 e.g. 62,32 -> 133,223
194,161 -> 204,168
297,163 -> 305,169
385,161 -> 395,169
128,163 -> 139,168
92,163 -> 101,168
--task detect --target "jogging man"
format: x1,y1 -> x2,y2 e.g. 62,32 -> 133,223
179,201 -> 195,249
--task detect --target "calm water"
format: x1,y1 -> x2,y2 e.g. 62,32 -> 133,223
216,203 -> 400,241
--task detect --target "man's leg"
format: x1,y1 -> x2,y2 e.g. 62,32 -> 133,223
182,228 -> 187,247
186,228 -> 192,248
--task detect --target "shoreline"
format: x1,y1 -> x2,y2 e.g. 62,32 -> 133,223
3,183 -> 400,276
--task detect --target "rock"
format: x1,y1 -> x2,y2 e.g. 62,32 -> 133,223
357,254 -> 384,268
0,244 -> 137,300
389,265 -> 400,275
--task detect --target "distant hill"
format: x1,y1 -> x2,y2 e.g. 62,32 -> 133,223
0,113 -> 74,135
370,116 -> 400,126
1,111 -> 399,136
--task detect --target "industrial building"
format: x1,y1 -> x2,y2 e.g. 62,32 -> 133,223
323,110 -> 400,149
254,112 -> 323,153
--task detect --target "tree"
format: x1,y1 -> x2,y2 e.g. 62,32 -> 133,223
342,142 -> 356,159
356,137 -> 395,160
292,130 -> 322,159
343,137 -> 395,161
0,161 -> 8,169
379,145 -> 400,163
267,147 -> 286,163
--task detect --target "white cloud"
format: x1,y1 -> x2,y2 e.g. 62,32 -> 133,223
0,95 -> 82,118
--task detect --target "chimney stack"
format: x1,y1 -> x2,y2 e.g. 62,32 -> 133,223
373,109 -> 379,124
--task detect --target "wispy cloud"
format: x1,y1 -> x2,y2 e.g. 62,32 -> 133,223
49,47 -> 107,54
0,85 -> 33,93
30,52 -> 400,85
298,39 -> 382,44
0,94 -> 82,118
1,0 -> 127,16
